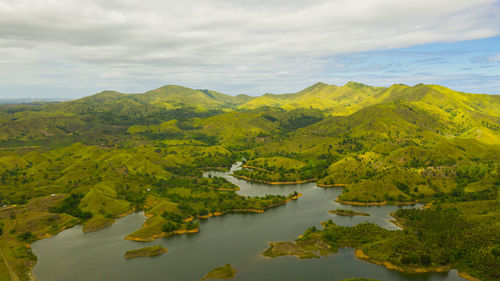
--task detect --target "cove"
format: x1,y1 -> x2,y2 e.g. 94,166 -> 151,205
31,164 -> 465,281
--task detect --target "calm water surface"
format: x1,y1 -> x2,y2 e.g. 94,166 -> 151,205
32,164 -> 465,281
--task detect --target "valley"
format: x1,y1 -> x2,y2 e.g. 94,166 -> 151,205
0,82 -> 498,280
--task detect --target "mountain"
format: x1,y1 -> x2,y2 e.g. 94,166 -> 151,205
239,82 -> 386,114
1,82 -> 498,148
46,85 -> 252,113
21,82 -> 500,122
239,82 -> 500,119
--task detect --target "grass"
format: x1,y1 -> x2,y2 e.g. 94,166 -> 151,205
238,82 -> 387,114
263,238 -> 332,259
0,194 -> 79,281
200,264 -> 237,280
124,245 -> 167,259
79,188 -> 133,232
125,216 -> 167,241
245,157 -> 305,170
329,209 -> 370,216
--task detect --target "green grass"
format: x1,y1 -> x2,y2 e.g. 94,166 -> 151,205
200,264 -> 237,280
124,245 -> 167,259
329,209 -> 369,216
0,194 -> 79,280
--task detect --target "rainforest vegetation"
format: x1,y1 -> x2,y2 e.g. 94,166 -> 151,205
0,82 -> 498,280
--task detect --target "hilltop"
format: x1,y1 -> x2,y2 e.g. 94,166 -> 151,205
46,85 -> 253,113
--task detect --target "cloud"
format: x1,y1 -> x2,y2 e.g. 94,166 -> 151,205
489,53 -> 500,62
0,0 -> 499,97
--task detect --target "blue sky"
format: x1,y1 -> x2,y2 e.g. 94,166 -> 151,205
0,0 -> 499,98
319,36 -> 500,95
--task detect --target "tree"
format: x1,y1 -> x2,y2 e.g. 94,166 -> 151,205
186,220 -> 199,230
162,222 -> 178,233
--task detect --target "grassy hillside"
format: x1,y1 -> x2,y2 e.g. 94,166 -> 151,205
240,82 -> 500,119
49,85 -> 252,112
0,81 -> 498,280
239,82 -> 387,114
236,95 -> 499,203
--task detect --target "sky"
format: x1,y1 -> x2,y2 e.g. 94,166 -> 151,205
0,0 -> 499,98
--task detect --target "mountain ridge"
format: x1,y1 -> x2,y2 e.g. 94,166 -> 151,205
35,82 -> 500,115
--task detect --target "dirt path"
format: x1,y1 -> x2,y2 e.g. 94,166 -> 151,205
1,218 -> 20,281
1,251 -> 20,281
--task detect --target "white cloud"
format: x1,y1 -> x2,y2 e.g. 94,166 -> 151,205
0,0 -> 499,97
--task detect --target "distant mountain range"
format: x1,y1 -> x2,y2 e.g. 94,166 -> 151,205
36,82 -> 500,115
0,98 -> 72,104
0,81 -> 498,150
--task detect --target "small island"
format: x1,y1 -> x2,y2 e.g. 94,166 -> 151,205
329,209 -> 370,217
124,245 -> 168,259
200,264 -> 237,280
263,236 -> 332,259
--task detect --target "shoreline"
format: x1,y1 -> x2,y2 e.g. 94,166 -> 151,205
124,228 -> 200,242
199,166 -> 230,172
329,210 -> 369,216
388,212 -> 405,229
196,209 -> 264,219
335,198 -> 418,206
458,272 -> 482,281
316,183 -> 348,187
234,173 -> 420,207
336,199 -> 388,206
354,248 -> 451,274
82,207 -> 136,233
233,174 -> 317,185
184,193 -> 302,220
234,173 -> 420,208
124,194 -> 302,242
124,245 -> 168,259
353,248 -> 480,280
194,196 -> 306,220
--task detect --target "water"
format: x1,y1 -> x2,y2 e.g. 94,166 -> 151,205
32,164 -> 465,281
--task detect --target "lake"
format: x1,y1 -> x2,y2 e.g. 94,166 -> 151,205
31,164 -> 465,281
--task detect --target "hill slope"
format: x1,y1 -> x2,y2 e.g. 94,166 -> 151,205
239,82 -> 500,120
47,85 -> 252,113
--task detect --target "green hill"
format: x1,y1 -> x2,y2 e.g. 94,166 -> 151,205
2,82 -> 497,148
48,85 -> 252,113
239,82 -> 387,114
138,85 -> 252,110
239,82 -> 500,122
0,81 -> 499,281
